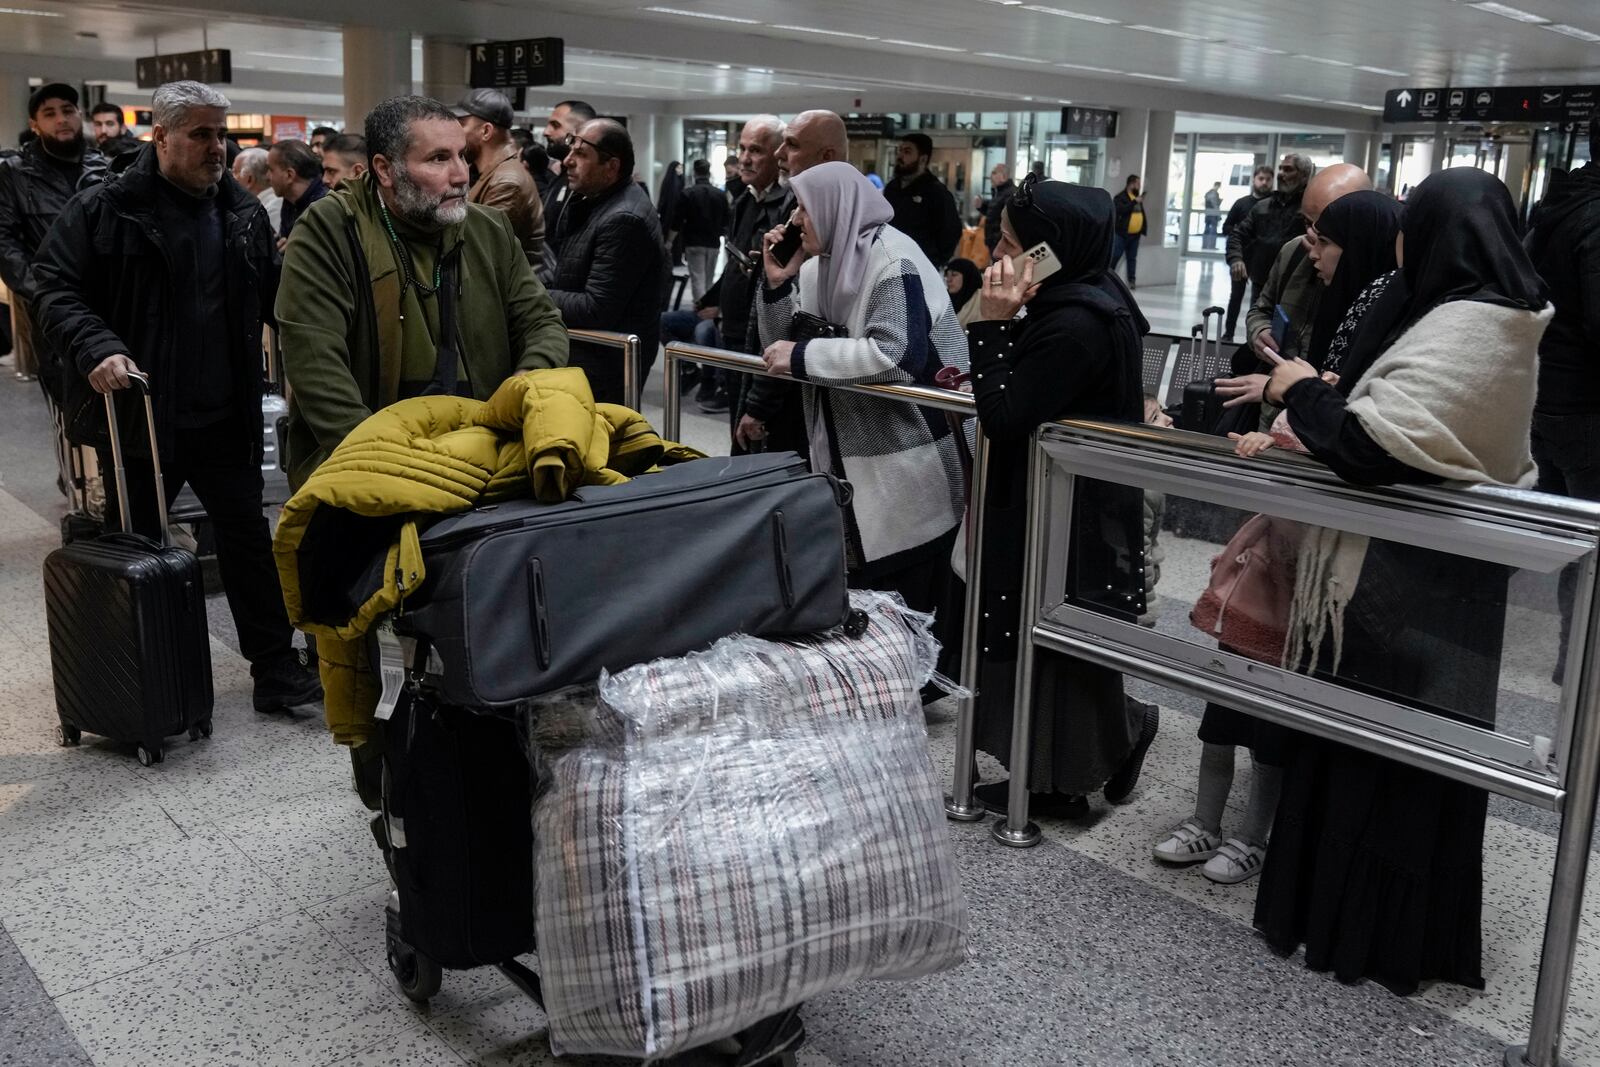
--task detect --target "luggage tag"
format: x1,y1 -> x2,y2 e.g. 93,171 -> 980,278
374,619 -> 407,722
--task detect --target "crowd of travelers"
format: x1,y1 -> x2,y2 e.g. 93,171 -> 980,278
0,75 -> 1585,1004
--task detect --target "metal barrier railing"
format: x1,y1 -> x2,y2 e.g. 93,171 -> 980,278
660,341 -> 993,821
566,328 -> 643,412
997,418 -> 1600,1067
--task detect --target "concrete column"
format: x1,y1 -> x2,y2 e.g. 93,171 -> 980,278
420,38 -> 468,106
628,113 -> 656,195
1502,139 -> 1533,207
0,72 -> 31,135
1136,109 -> 1180,288
655,115 -> 684,184
1343,133 -> 1377,178
1104,107 -> 1149,194
342,26 -> 413,131
1005,111 -> 1022,180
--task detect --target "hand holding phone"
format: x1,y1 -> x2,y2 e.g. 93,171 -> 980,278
770,220 -> 804,267
1011,241 -> 1062,286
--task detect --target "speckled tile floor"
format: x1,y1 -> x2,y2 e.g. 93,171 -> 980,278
1,359 -> 1598,1066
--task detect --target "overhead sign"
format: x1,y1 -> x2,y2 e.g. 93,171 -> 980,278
469,38 -> 564,89
1062,106 -> 1118,138
1384,84 -> 1600,125
135,49 -> 232,89
270,116 -> 307,142
843,114 -> 894,139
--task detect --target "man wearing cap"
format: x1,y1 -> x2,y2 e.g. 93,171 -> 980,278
0,83 -> 106,384
455,88 -> 545,268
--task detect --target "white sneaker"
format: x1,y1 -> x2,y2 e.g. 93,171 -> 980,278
0,353 -> 13,368
1201,838 -> 1265,884
1153,819 -> 1223,865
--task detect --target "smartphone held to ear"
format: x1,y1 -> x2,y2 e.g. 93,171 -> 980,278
769,221 -> 804,267
1009,241 -> 1062,285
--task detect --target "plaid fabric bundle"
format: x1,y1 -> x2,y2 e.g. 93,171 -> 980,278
531,592 -> 968,1058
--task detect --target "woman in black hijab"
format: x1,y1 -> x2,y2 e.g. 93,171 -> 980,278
1252,168 -> 1551,994
964,177 -> 1156,816
1305,190 -> 1403,376
943,257 -> 985,326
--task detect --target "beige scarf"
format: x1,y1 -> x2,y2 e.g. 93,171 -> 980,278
1282,300 -> 1551,673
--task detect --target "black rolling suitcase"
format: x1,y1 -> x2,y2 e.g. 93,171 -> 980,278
380,687 -> 533,998
42,373 -> 214,765
396,452 -> 851,710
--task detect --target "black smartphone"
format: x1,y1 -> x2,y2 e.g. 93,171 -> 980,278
770,221 -> 803,267
722,238 -> 752,271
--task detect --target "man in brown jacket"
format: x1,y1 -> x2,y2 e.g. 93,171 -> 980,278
454,88 -> 545,267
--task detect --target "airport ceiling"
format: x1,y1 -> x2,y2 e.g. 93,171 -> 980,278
5,0 -> 1600,122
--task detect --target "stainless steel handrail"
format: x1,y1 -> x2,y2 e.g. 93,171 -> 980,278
660,341 -> 992,821
993,419 -> 1600,1067
565,328 -> 643,412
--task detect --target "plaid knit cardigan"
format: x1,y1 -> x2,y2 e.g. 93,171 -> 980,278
756,224 -> 968,568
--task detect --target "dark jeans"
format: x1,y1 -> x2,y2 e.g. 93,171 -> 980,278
660,309 -> 722,393
99,417 -> 295,674
1531,411 -> 1600,681
1224,275 -> 1253,340
1110,234 -> 1140,285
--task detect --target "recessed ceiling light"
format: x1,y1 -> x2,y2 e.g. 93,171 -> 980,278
1238,43 -> 1289,55
769,24 -> 879,40
248,51 -> 339,62
1546,23 -> 1600,41
746,66 -> 773,73
1127,70 -> 1186,82
974,0 -> 1025,5
715,63 -> 732,69
1020,5 -> 1119,23
976,51 -> 1050,62
641,6 -> 762,24
1329,100 -> 1385,110
1279,93 -> 1326,102
1127,23 -> 1214,41
881,38 -> 965,51
1293,53 -> 1354,67
1057,61 -> 1120,74
1467,1 -> 1550,23
0,6 -> 62,14
1356,64 -> 1409,75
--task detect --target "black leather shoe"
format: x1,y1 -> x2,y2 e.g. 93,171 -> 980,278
975,781 -> 1089,819
253,657 -> 324,714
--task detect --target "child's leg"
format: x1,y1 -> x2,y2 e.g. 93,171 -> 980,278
1194,742 -> 1236,834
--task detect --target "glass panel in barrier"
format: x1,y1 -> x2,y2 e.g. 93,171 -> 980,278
1044,473 -> 1589,787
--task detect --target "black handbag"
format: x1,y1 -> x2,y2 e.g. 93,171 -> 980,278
791,310 -> 847,343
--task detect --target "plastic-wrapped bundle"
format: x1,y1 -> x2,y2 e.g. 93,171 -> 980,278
530,591 -> 969,1059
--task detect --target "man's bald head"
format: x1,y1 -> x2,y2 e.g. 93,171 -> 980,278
1302,162 -> 1373,228
778,110 -> 848,177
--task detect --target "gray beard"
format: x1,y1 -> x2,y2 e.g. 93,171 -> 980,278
390,164 -> 468,229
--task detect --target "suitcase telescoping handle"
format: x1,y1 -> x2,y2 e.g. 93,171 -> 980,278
104,369 -> 172,546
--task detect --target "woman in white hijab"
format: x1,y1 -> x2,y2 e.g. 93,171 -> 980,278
754,161 -> 968,614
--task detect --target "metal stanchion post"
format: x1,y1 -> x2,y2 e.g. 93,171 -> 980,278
946,422 -> 991,822
623,334 -> 642,412
992,432 -> 1047,848
663,346 -> 682,443
1509,561 -> 1600,1067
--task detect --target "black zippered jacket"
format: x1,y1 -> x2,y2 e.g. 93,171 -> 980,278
30,144 -> 279,458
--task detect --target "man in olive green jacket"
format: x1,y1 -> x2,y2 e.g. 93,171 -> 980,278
276,95 -> 568,490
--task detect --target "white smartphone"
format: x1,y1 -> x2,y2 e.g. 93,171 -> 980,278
1011,241 -> 1063,284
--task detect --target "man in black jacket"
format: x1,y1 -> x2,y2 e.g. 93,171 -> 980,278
1221,164 -> 1273,340
979,163 -> 1015,254
673,158 -> 729,302
31,80 -> 321,714
540,99 -> 597,258
546,118 -> 665,405
0,83 -> 106,387
1226,153 -> 1315,296
1110,174 -> 1147,287
883,132 -> 961,269
1528,117 -> 1600,683
267,139 -> 326,250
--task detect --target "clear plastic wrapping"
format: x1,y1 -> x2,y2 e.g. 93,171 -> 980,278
528,591 -> 969,1059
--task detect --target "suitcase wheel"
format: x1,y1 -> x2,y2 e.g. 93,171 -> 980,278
136,744 -> 163,767
54,722 -> 80,747
385,906 -> 441,1004
188,719 -> 214,742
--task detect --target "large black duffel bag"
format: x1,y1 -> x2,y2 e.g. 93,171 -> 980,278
395,452 -> 851,709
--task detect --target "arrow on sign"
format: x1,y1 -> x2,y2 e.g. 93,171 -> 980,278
1396,89 -> 1412,107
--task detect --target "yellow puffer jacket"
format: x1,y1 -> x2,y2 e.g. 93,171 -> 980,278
272,367 -> 701,745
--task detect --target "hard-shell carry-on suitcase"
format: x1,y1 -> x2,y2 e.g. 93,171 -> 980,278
41,372 -> 214,766
396,452 -> 852,709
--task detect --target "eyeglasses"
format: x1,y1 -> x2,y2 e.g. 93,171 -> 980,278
563,132 -> 613,161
